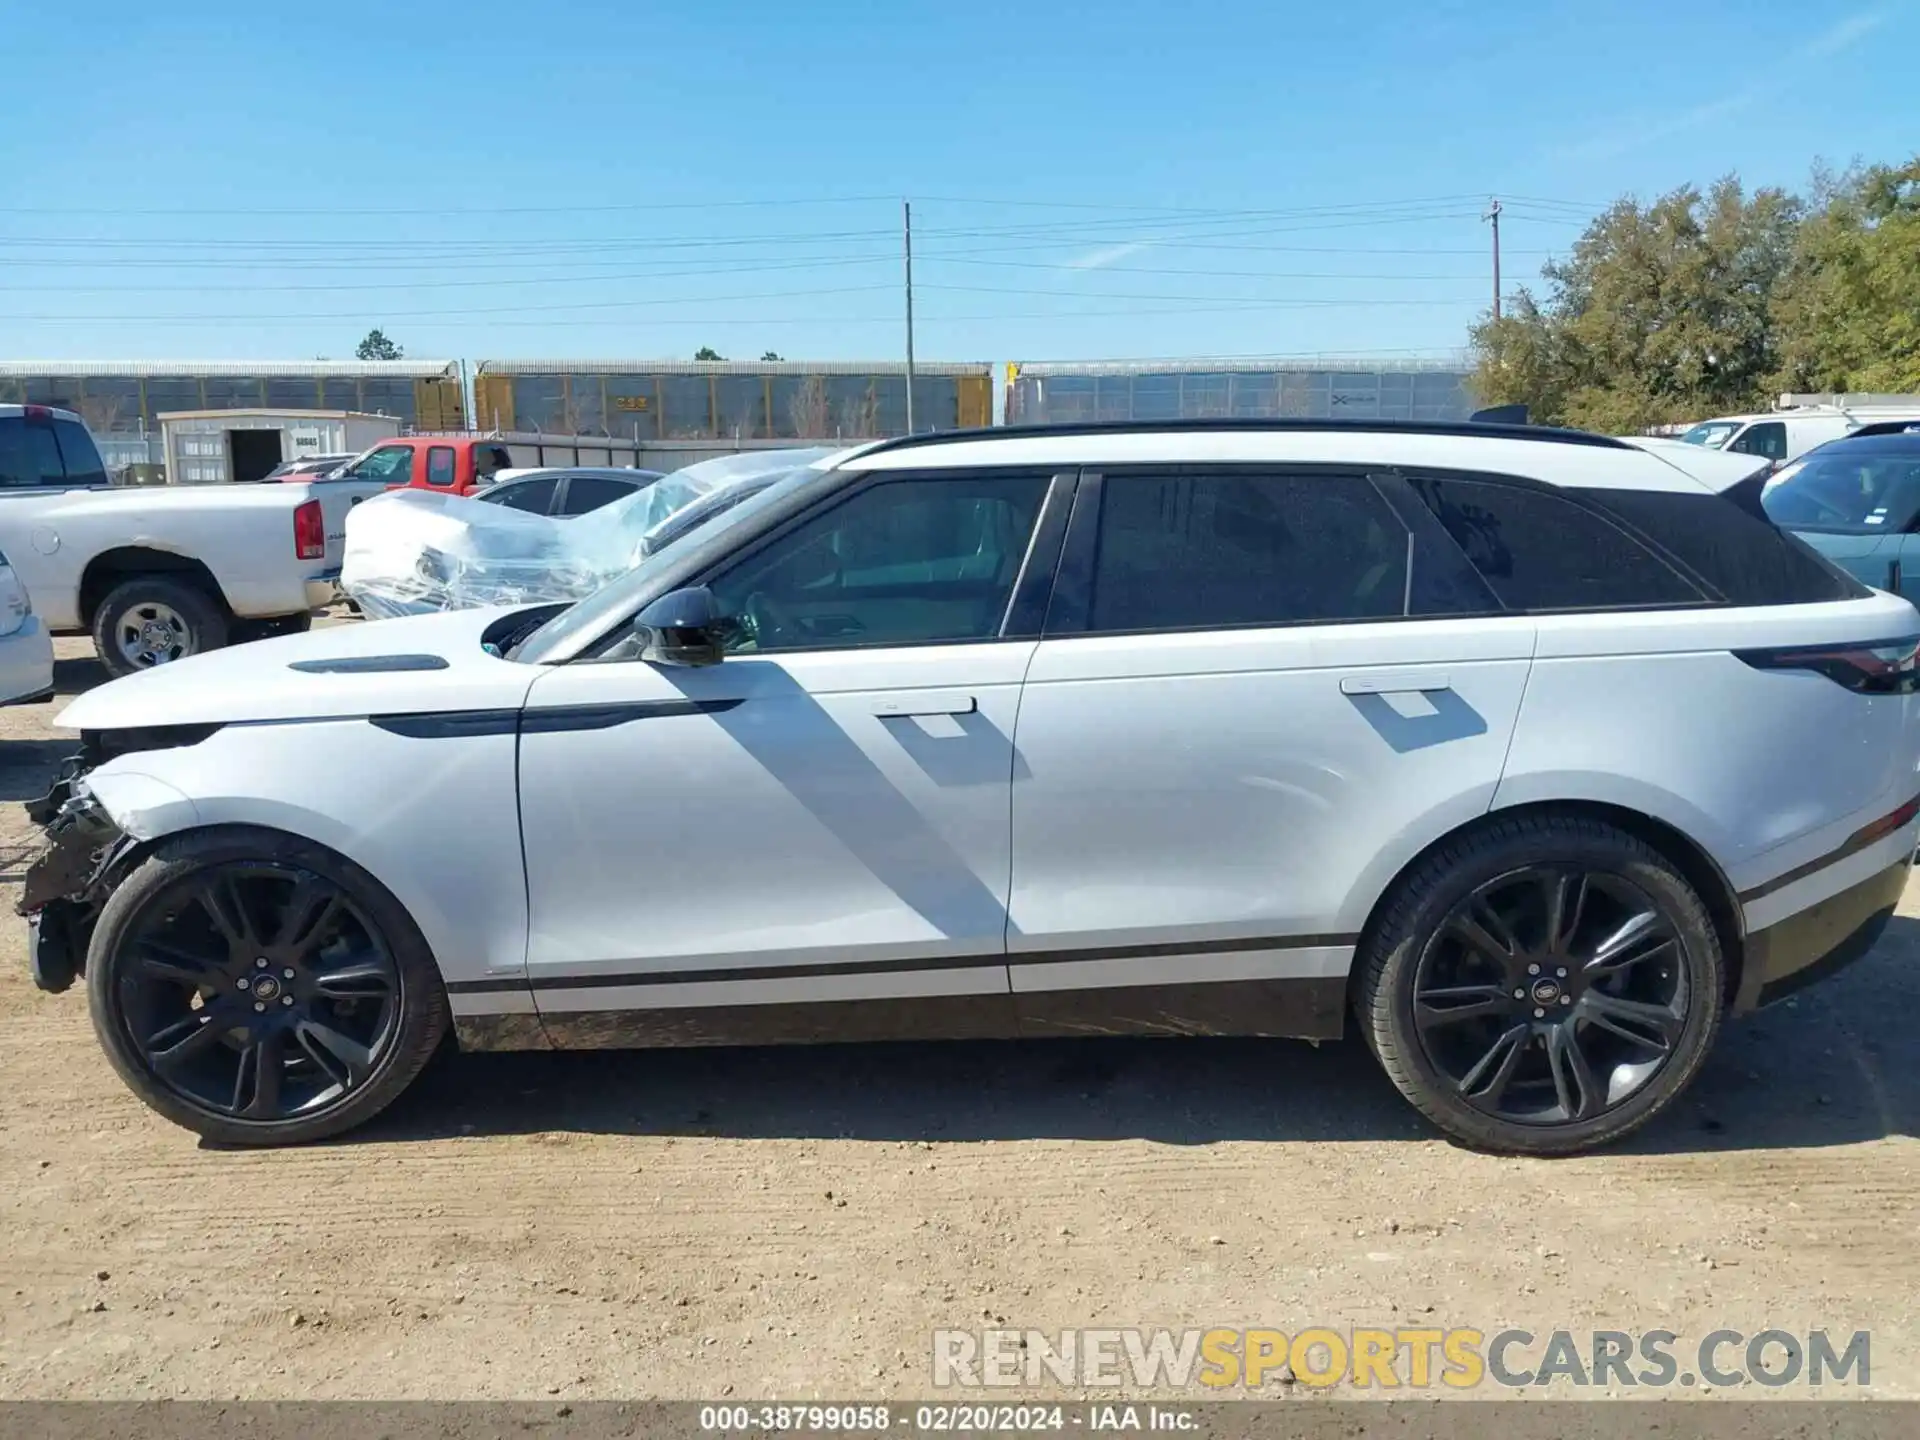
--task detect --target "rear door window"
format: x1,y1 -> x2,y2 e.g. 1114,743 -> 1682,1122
1406,475 -> 1704,610
1073,468 -> 1493,633
426,446 -> 457,487
559,475 -> 638,515
483,476 -> 560,513
0,418 -> 67,487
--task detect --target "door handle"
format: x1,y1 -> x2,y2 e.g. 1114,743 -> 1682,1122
870,692 -> 977,718
1340,672 -> 1452,696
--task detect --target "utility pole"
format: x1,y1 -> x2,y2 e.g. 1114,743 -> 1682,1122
903,199 -> 917,434
1484,197 -> 1503,321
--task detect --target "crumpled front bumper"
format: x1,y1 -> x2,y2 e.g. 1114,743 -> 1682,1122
17,773 -> 130,994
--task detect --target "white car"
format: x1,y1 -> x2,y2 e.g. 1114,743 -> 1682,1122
19,420 -> 1920,1154
0,544 -> 54,705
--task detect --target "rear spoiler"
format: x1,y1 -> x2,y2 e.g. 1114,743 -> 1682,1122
1469,404 -> 1529,425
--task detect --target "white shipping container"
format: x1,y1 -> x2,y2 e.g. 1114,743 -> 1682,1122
158,409 -> 403,484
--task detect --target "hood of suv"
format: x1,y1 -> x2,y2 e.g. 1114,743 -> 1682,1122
58,606 -> 544,732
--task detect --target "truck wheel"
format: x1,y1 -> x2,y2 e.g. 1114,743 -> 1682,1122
92,577 -> 230,679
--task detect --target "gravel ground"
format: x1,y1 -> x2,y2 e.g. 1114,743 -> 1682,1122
0,627 -> 1916,1401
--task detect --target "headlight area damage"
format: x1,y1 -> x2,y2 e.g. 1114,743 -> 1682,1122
16,725 -> 221,994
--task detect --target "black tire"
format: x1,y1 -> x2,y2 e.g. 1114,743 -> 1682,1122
1356,813 -> 1724,1156
231,611 -> 313,644
86,826 -> 450,1146
91,576 -> 230,679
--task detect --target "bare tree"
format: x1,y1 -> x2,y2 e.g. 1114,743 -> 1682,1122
788,375 -> 831,437
75,394 -> 126,435
836,382 -> 881,439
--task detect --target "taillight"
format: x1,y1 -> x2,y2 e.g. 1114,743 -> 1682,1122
1735,634 -> 1920,693
293,499 -> 325,560
22,405 -> 50,425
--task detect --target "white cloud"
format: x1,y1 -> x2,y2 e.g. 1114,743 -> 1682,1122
1065,240 -> 1152,271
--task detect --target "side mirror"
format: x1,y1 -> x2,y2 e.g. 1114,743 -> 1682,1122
631,585 -> 729,667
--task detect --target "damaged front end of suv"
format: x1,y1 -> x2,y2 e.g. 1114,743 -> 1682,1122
17,726 -> 219,993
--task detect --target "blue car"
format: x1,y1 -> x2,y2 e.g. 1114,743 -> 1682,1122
1761,422 -> 1920,603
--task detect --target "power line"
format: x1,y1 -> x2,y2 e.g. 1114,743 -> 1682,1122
0,200 -> 1521,254
3,296 -> 1486,326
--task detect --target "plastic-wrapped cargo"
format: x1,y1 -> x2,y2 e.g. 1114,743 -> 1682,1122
341,448 -> 836,620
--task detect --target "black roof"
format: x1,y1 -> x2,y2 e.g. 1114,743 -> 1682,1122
1803,427 -> 1920,459
857,417 -> 1629,457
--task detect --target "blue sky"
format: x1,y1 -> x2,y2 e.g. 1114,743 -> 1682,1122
0,0 -> 1914,365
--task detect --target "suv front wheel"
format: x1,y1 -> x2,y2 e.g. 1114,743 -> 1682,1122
1357,813 -> 1725,1155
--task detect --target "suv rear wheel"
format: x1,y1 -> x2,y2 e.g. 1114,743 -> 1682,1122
92,576 -> 229,678
1357,813 -> 1725,1155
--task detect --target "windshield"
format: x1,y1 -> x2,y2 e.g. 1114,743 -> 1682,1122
512,464 -> 826,663
1679,421 -> 1742,448
1762,448 -> 1920,534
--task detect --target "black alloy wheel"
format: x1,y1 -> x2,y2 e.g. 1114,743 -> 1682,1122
118,865 -> 401,1122
1411,866 -> 1690,1126
1356,812 -> 1724,1155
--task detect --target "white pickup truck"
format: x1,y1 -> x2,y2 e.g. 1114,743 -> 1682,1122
0,405 -> 381,677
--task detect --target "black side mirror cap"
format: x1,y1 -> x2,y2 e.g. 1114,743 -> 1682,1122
631,585 -> 728,667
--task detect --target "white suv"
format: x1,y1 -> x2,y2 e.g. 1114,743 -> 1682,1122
20,421 -> 1920,1153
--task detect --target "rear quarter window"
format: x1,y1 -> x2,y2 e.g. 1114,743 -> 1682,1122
52,419 -> 107,485
1583,484 -> 1867,606
1405,474 -> 1705,610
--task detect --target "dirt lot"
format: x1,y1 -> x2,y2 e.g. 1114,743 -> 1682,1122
1,629 -> 1918,1402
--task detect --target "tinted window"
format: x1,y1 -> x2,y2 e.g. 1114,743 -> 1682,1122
709,473 -> 1048,652
52,419 -> 107,484
1085,471 -> 1421,632
1590,486 -> 1863,606
481,476 -> 559,514
0,419 -> 66,487
1730,421 -> 1788,461
426,446 -> 456,486
561,475 -> 638,515
343,446 -> 413,484
1407,476 -> 1703,610
1760,449 -> 1920,534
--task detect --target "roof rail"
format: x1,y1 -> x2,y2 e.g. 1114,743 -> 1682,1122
854,417 -> 1628,458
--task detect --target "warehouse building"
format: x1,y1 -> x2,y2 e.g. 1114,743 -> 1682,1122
473,360 -> 994,440
0,360 -> 466,435
1003,358 -> 1474,425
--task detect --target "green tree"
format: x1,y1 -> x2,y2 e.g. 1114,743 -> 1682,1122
355,328 -> 404,361
694,346 -> 725,361
1771,158 -> 1920,394
1469,177 -> 1801,431
760,350 -> 784,362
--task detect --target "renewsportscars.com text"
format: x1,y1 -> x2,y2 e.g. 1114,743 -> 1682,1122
932,1327 -> 1871,1391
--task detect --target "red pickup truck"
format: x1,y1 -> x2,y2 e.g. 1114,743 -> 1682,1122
332,432 -> 653,497
329,437 -> 514,496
